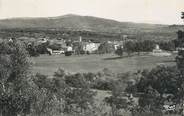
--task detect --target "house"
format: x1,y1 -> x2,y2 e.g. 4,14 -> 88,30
83,42 -> 100,53
112,41 -> 124,50
153,44 -> 162,52
151,44 -> 171,56
72,36 -> 100,54
46,48 -> 65,55
52,50 -> 65,55
66,46 -> 73,52
44,38 -> 67,55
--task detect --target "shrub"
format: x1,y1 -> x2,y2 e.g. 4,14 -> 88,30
64,73 -> 86,88
92,79 -> 114,90
65,51 -> 72,56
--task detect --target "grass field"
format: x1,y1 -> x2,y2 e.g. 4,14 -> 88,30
32,53 -> 176,76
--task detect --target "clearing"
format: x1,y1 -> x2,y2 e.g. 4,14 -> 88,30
32,53 -> 176,76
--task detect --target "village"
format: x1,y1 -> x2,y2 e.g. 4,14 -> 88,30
15,35 -> 125,55
9,33 -> 174,58
0,0 -> 184,115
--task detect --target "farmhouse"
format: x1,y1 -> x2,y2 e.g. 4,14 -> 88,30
151,44 -> 171,56
72,36 -> 101,54
46,47 -> 65,55
83,42 -> 100,53
111,41 -> 124,50
46,39 -> 68,55
73,41 -> 100,54
66,46 -> 73,52
52,50 -> 65,54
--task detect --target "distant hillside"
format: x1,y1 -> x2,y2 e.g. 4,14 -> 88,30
0,14 -> 169,32
0,14 -> 183,41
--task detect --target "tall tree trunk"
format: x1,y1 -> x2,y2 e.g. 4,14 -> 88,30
111,104 -> 117,116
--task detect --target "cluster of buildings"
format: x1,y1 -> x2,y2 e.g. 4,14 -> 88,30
39,36 -> 128,55
72,36 -> 101,54
17,36 -> 105,55
13,34 -> 133,56
6,35 -> 175,57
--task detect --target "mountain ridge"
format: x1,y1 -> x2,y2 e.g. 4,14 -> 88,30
0,14 -> 183,42
0,14 -> 167,25
0,14 -> 168,32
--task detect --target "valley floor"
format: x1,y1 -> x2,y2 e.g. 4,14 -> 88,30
32,53 -> 176,76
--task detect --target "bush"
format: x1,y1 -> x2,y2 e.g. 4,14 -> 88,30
80,50 -> 86,55
65,51 -> 72,56
48,43 -> 62,50
64,73 -> 86,88
92,79 -> 113,90
115,47 -> 123,57
130,66 -> 182,114
83,72 -> 97,82
26,44 -> 40,57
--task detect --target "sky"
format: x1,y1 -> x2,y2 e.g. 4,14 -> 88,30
0,0 -> 184,24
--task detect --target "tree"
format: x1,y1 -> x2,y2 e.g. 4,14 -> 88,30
26,43 -> 40,57
124,41 -> 135,56
174,13 -> 184,113
0,40 -> 66,116
115,46 -> 124,57
132,66 -> 184,115
54,68 -> 66,79
64,74 -> 96,115
158,41 -> 175,51
138,86 -> 163,115
73,42 -> 84,55
104,81 -> 128,116
32,73 -> 66,116
141,40 -> 155,52
176,13 -> 184,74
98,42 -> 114,54
36,41 -> 50,54
181,12 -> 184,19
53,69 -> 97,116
0,40 -> 33,116
135,42 -> 142,55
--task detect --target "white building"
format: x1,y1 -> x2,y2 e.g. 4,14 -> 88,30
47,48 -> 65,55
83,42 -> 100,53
67,46 -> 73,52
52,50 -> 65,54
151,44 -> 171,56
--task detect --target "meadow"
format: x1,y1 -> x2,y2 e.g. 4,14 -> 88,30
32,53 -> 176,76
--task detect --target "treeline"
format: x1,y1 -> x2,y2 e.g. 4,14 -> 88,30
24,39 -> 176,57
0,41 -> 50,57
127,66 -> 184,115
0,37 -> 176,58
115,40 -> 176,57
158,40 -> 176,51
0,28 -> 126,41
26,41 -> 50,57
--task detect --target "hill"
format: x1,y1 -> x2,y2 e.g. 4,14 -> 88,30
0,14 -> 183,41
0,14 -> 173,32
